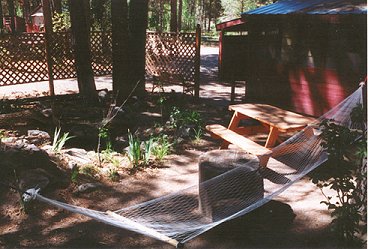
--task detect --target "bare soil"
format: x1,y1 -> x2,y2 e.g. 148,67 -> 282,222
0,46 -> 361,249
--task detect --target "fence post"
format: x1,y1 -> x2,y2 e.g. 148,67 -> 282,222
42,0 -> 55,96
194,24 -> 201,98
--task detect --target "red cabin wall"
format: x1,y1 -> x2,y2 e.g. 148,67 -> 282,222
222,15 -> 367,117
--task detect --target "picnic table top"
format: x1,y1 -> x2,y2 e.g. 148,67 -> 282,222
229,103 -> 317,132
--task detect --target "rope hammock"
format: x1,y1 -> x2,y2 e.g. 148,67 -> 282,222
25,85 -> 365,248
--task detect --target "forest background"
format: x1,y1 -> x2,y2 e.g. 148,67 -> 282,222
0,0 -> 273,35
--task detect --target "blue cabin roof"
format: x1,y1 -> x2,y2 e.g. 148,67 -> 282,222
242,0 -> 367,15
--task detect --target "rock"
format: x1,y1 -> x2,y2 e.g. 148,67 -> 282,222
76,183 -> 103,193
18,168 -> 51,191
41,108 -> 53,117
64,148 -> 91,165
23,143 -> 41,153
27,130 -> 50,138
65,148 -> 88,156
68,161 -> 78,170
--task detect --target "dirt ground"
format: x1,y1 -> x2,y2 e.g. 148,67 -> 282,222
0,46 -> 362,249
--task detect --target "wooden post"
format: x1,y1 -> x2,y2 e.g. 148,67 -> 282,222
194,24 -> 201,98
42,0 -> 55,96
230,80 -> 235,103
218,30 -> 223,79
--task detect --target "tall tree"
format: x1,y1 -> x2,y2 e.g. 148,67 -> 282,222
170,0 -> 177,32
7,0 -> 15,33
111,0 -> 129,103
111,0 -> 148,103
69,0 -> 98,103
0,1 -> 3,33
128,0 -> 148,95
177,0 -> 182,31
52,0 -> 62,13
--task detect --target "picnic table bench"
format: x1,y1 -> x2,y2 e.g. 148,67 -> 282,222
206,103 -> 317,166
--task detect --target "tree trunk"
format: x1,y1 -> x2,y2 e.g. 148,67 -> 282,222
52,0 -> 62,13
69,0 -> 98,103
111,0 -> 129,104
0,1 -> 3,33
177,0 -> 182,32
158,0 -> 163,32
128,0 -> 148,95
170,0 -> 177,32
7,0 -> 15,33
207,0 -> 212,32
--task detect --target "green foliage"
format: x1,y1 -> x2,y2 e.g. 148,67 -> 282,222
107,167 -> 119,182
169,106 -> 202,129
51,127 -> 74,153
70,166 -> 79,183
169,106 -> 203,140
0,99 -> 20,114
127,131 -> 142,167
127,131 -> 156,168
193,127 -> 203,141
143,138 -> 154,165
220,0 -> 273,22
90,0 -> 111,31
80,165 -> 99,178
152,134 -> 172,161
0,129 -> 5,141
52,12 -> 71,32
310,105 -> 366,246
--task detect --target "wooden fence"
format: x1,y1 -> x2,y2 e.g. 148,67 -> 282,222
0,29 -> 200,96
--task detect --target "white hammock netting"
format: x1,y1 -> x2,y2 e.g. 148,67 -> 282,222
30,86 -> 365,247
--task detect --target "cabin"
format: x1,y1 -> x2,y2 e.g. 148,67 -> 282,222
27,5 -> 44,33
217,0 -> 367,117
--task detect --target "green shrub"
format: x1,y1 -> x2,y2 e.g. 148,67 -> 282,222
310,104 -> 366,246
169,106 -> 202,129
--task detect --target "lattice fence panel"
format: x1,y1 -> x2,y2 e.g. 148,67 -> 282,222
0,33 -> 49,86
90,31 -> 113,76
146,32 -> 197,83
50,32 -> 77,79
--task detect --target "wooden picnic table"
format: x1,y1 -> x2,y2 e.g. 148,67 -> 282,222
227,103 -> 317,148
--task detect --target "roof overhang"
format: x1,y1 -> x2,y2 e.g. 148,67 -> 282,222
216,18 -> 246,32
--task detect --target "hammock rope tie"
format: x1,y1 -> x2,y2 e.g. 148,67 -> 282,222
19,85 -> 365,247
23,187 -> 40,202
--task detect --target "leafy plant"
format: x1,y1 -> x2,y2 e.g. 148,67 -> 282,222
0,129 -> 5,143
152,134 -> 172,161
310,105 -> 366,246
97,126 -> 112,166
169,107 -> 203,130
193,127 -> 203,141
107,167 -> 120,182
143,138 -> 154,165
127,131 -> 155,168
70,166 -> 79,183
52,12 -> 71,32
127,131 -> 141,167
51,127 -> 74,153
80,165 -> 99,178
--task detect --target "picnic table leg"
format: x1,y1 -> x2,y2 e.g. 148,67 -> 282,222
265,126 -> 279,148
220,112 -> 242,149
